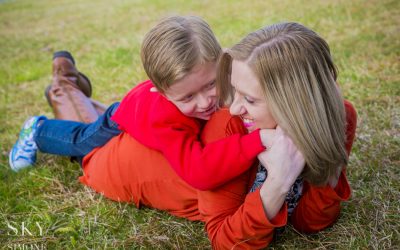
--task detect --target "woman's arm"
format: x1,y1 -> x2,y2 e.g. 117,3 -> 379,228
198,172 -> 288,249
197,118 -> 300,249
258,129 -> 305,220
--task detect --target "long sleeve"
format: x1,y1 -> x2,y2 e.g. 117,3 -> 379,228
112,82 -> 265,191
289,170 -> 351,233
198,175 -> 288,249
290,100 -> 357,233
152,113 -> 265,190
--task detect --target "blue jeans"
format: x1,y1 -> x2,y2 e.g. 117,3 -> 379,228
34,102 -> 121,160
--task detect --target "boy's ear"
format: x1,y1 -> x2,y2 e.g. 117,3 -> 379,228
150,87 -> 158,92
152,87 -> 170,100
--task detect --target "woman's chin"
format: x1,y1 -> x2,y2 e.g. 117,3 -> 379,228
246,126 -> 256,133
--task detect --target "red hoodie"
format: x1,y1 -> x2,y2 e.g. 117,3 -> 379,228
111,80 -> 265,190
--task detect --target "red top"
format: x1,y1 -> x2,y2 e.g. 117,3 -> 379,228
111,80 -> 265,190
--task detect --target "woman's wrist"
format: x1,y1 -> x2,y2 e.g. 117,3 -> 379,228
259,179 -> 288,220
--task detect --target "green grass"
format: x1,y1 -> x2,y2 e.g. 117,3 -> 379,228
0,0 -> 399,249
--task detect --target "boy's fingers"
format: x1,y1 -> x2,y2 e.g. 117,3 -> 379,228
259,129 -> 278,149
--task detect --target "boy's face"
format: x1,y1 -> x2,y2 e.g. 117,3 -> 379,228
164,62 -> 217,120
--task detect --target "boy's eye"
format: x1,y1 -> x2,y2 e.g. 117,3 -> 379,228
244,96 -> 255,104
208,81 -> 215,88
181,94 -> 193,102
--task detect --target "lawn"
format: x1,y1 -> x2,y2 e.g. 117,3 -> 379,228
0,0 -> 399,249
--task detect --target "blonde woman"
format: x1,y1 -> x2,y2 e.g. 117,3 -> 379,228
198,22 -> 357,248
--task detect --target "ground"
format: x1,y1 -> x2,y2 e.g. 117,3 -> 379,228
0,0 -> 399,249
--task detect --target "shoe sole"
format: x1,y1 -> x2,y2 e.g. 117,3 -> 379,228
8,147 -> 16,171
53,51 -> 75,64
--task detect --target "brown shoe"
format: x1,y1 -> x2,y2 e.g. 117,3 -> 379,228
48,75 -> 99,123
46,51 -> 98,123
45,51 -> 92,106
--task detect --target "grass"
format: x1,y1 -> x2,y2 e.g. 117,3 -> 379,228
0,0 -> 399,249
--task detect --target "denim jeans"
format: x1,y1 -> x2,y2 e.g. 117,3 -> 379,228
34,102 -> 121,159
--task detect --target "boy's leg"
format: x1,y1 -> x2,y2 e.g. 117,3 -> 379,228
34,102 -> 121,157
91,99 -> 108,116
9,51 -> 121,171
9,102 -> 121,171
47,51 -> 98,123
38,51 -> 121,156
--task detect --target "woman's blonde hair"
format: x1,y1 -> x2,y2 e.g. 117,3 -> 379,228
218,22 -> 348,186
141,16 -> 221,93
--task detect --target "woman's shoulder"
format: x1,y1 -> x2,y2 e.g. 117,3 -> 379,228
201,108 -> 247,144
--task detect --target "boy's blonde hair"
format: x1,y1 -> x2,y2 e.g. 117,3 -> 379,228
218,22 -> 348,186
141,16 -> 221,93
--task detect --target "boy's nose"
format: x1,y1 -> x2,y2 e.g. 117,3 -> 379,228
197,93 -> 212,109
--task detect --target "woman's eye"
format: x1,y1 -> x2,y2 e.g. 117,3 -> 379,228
244,96 -> 255,104
206,81 -> 215,89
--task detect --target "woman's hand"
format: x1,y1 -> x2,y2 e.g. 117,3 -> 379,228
258,127 -> 305,219
258,127 -> 305,191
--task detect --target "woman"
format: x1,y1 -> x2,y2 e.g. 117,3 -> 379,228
199,22 -> 357,248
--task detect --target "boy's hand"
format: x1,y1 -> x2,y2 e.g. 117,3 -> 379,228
258,127 -> 305,191
259,128 -> 279,149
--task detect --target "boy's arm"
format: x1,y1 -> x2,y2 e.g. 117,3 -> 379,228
153,111 -> 265,191
112,83 -> 265,191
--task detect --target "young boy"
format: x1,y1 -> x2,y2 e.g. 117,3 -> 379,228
9,16 -> 267,190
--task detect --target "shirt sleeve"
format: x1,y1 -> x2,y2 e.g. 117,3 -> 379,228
289,170 -> 351,233
198,173 -> 288,249
152,110 -> 265,191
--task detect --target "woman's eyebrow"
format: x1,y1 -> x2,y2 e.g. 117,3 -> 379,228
231,82 -> 259,100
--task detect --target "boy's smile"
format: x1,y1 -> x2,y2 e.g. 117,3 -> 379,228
163,62 -> 217,120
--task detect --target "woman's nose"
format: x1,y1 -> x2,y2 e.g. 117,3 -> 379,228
229,97 -> 244,115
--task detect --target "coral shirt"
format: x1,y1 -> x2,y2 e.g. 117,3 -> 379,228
80,100 -> 357,249
197,100 -> 357,249
111,80 -> 265,190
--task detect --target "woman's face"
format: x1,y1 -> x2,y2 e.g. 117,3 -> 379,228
229,59 -> 277,132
